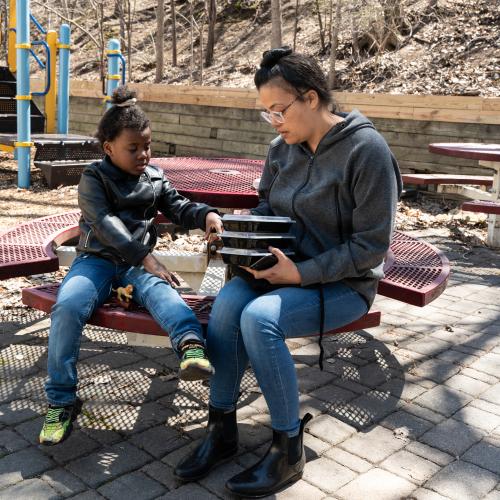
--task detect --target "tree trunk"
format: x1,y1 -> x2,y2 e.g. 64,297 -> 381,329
115,0 -> 126,50
350,2 -> 360,63
170,0 -> 177,66
328,0 -> 342,89
205,0 -> 216,67
315,0 -> 325,52
293,0 -> 299,50
127,0 -> 133,81
271,0 -> 282,48
189,0 -> 194,84
155,0 -> 164,82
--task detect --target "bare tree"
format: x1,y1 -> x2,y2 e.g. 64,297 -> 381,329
115,0 -> 126,51
170,0 -> 177,66
315,0 -> 325,52
271,0 -> 282,48
1,0 -> 7,62
328,0 -> 342,89
126,0 -> 135,81
205,0 -> 216,67
350,0 -> 360,63
293,0 -> 299,50
155,0 -> 165,82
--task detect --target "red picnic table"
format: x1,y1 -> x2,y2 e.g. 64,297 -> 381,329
428,143 -> 500,248
152,157 -> 264,209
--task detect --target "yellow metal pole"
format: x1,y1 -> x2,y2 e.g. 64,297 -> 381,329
45,30 -> 57,133
8,0 -> 16,72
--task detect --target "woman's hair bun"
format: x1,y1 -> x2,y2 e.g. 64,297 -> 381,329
260,46 -> 293,69
110,85 -> 137,105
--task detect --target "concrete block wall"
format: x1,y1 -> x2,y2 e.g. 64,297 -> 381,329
64,94 -> 500,177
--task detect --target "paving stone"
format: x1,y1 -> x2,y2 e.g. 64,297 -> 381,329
339,425 -> 407,463
307,413 -> 357,445
162,441 -> 199,468
413,385 -> 473,417
141,460 -> 179,490
347,390 -> 400,427
470,352 -> 500,378
470,398 -> 500,417
42,430 -> 100,464
268,478 -> 328,499
425,460 -> 498,500
420,418 -> 485,456
199,459 -> 244,497
0,477 -> 62,500
0,428 -> 30,453
97,470 -> 165,499
66,491 -> 104,499
309,384 -> 357,406
480,383 -> 500,405
67,442 -> 152,488
400,402 -> 447,425
403,372 -> 437,390
410,359 -> 460,384
380,410 -> 434,439
336,467 -> 416,500
302,456 -> 356,493
156,483 -> 219,499
41,468 -> 87,497
453,405 -> 500,432
0,447 -> 55,489
380,378 -> 426,402
482,490 -> 500,500
404,442 -> 454,467
130,424 -> 189,459
462,436 -> 500,474
0,398 -> 44,425
295,364 -> 337,392
324,447 -> 372,473
404,338 -> 452,357
298,394 -> 333,418
303,431 -> 331,460
461,367 -> 499,385
0,344 -> 46,379
380,450 -> 441,485
409,487 -> 457,500
444,373 -> 490,397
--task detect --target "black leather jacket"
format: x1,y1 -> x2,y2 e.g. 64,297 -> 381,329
76,156 -> 217,266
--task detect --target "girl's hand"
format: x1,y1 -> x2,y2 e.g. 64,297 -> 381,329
142,253 -> 181,287
241,246 -> 302,285
205,212 -> 224,242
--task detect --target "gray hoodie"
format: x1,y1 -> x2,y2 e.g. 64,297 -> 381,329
252,109 -> 403,307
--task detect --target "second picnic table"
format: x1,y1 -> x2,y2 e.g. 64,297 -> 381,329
428,143 -> 500,248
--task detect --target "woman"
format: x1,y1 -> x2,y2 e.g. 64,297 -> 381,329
175,47 -> 402,497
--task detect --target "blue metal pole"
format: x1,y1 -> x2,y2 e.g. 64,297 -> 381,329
16,0 -> 32,189
106,39 -> 121,110
57,24 -> 70,134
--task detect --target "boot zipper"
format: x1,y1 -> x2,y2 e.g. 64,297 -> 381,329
83,228 -> 93,249
141,170 -> 156,244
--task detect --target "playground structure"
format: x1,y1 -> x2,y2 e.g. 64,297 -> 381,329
0,0 -> 126,189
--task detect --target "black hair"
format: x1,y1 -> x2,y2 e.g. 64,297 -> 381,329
95,86 -> 150,145
254,46 -> 335,111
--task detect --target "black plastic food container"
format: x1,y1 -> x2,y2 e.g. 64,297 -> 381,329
219,248 -> 295,267
221,214 -> 295,233
219,231 -> 295,250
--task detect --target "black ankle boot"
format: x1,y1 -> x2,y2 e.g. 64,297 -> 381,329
226,413 -> 312,498
174,405 -> 238,481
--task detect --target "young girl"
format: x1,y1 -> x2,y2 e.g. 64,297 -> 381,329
40,86 -> 223,445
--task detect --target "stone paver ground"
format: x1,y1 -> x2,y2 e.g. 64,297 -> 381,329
1,227 -> 499,499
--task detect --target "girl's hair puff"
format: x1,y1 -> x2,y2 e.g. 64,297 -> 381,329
96,86 -> 150,145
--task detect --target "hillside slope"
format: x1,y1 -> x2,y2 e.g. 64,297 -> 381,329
11,0 -> 500,95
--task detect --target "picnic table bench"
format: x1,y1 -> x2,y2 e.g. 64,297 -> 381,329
0,210 -> 449,341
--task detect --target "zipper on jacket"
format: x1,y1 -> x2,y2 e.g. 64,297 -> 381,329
84,228 -> 93,249
141,170 -> 156,244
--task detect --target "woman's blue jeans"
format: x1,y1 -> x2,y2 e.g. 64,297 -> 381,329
45,253 -> 204,407
207,277 -> 368,436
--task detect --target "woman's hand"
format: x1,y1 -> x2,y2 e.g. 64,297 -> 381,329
205,212 -> 224,242
142,253 -> 181,287
241,246 -> 302,285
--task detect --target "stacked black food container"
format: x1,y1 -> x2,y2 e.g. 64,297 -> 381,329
218,214 -> 296,271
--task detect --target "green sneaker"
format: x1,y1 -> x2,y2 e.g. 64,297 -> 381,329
39,399 -> 82,445
179,341 -> 215,381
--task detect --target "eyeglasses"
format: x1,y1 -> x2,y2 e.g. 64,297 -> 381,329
260,92 -> 305,124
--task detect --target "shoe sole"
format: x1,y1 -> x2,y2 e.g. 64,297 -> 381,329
179,365 -> 215,382
173,446 -> 238,482
39,398 -> 83,446
226,471 -> 303,498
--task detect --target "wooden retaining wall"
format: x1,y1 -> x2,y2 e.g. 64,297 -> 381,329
34,80 -> 500,176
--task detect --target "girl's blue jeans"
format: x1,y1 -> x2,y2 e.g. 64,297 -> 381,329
45,253 -> 204,406
207,277 -> 368,436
